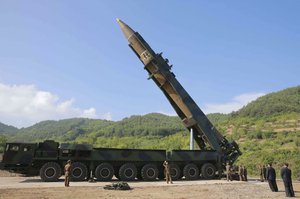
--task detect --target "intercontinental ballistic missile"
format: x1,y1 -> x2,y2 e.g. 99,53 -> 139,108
117,18 -> 241,162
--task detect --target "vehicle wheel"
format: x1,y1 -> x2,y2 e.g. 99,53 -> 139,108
141,164 -> 158,181
137,171 -> 143,181
119,163 -> 137,181
158,168 -> 165,180
40,162 -> 62,182
201,163 -> 216,179
71,162 -> 88,181
114,167 -> 120,179
170,164 -> 181,181
183,163 -> 199,180
95,163 -> 114,181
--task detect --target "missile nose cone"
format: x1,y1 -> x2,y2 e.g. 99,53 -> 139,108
116,18 -> 135,40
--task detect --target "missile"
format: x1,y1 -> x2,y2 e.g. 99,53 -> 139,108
116,18 -> 207,148
116,18 -> 200,127
117,19 -> 195,136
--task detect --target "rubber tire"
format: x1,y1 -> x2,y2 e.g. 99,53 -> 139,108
71,162 -> 88,181
170,164 -> 181,181
158,168 -> 165,180
201,163 -> 216,179
137,171 -> 143,181
95,163 -> 114,181
141,164 -> 158,181
114,167 -> 120,179
40,162 -> 62,182
119,163 -> 137,181
183,163 -> 199,180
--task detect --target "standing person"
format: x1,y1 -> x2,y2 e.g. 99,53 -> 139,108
281,163 -> 295,197
243,166 -> 248,181
259,165 -> 264,182
266,163 -> 278,192
238,165 -> 244,181
163,160 -> 173,184
64,160 -> 72,187
226,162 -> 232,181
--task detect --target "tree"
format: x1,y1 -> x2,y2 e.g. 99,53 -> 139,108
0,135 -> 7,153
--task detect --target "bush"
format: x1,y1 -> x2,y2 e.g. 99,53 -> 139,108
0,135 -> 7,153
262,131 -> 277,139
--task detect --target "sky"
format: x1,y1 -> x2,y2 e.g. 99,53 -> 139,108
0,1 -> 299,128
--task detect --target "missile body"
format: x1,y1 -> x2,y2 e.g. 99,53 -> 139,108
117,19 -> 241,162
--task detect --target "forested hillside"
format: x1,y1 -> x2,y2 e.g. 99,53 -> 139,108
0,123 -> 17,152
235,86 -> 300,117
0,122 -> 18,135
216,86 -> 300,180
0,86 -> 299,179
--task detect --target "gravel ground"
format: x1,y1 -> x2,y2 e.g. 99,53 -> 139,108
0,173 -> 299,199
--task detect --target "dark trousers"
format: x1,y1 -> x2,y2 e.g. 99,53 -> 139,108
268,180 -> 278,192
284,181 -> 295,197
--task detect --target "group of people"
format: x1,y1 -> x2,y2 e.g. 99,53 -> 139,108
238,165 -> 248,181
263,163 -> 295,197
225,163 -> 247,181
226,162 -> 295,197
259,164 -> 267,182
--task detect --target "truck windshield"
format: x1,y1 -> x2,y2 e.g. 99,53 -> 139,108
6,144 -> 20,152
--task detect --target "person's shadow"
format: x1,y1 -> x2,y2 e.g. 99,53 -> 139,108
20,179 -> 64,183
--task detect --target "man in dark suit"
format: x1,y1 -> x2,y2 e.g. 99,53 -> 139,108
281,163 -> 295,197
266,163 -> 278,192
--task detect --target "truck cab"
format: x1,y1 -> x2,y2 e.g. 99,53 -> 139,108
0,142 -> 37,174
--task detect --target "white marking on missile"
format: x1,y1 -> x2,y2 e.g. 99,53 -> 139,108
127,33 -> 136,41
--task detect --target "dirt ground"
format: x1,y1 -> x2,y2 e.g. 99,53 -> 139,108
0,170 -> 299,199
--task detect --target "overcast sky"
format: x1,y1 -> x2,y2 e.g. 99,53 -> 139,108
0,1 -> 299,128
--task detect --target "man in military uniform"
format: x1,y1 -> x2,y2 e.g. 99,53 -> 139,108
242,165 -> 248,181
163,160 -> 173,184
64,160 -> 72,187
266,163 -> 278,192
238,165 -> 244,181
281,163 -> 295,197
226,162 -> 232,181
259,165 -> 264,182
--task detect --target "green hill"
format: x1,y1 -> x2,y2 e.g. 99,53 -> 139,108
0,122 -> 18,135
0,123 -> 18,151
11,118 -> 113,142
5,113 -> 185,143
235,86 -> 300,117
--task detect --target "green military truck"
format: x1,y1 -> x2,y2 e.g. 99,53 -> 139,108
1,140 -> 222,182
0,19 -> 241,182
